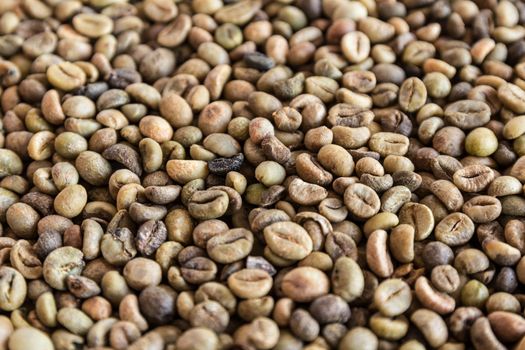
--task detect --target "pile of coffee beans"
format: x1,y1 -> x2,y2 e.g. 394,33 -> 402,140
1,0 -> 525,349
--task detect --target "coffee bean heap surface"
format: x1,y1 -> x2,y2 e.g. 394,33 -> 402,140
1,0 -> 525,349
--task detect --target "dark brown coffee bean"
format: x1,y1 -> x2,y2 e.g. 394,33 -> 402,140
139,285 -> 177,325
208,153 -> 244,175
244,52 -> 275,71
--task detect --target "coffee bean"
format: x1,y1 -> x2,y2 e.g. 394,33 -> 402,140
414,276 -> 455,314
281,266 -> 329,302
244,52 -> 275,71
8,327 -> 53,350
344,183 -> 380,219
341,31 -> 370,63
435,212 -> 475,246
264,221 -> 313,261
136,220 -> 167,256
47,62 -> 86,91
399,77 -> 427,112
444,100 -> 491,129
207,228 -> 254,264
208,153 -> 244,175
138,285 -> 176,325
0,267 -> 26,311
310,294 -> 351,324
43,247 -> 84,290
453,165 -> 495,192
188,189 -> 229,220
227,269 -> 273,299
410,309 -> 448,348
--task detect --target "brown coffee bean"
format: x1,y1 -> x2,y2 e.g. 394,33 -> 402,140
414,276 -> 455,314
374,279 -> 412,317
435,213 -> 475,247
344,183 -> 380,219
227,269 -> 273,299
188,190 -> 229,220
498,83 -> 525,113
207,228 -> 254,264
431,265 -> 460,294
341,31 -> 370,63
43,247 -> 84,291
281,267 -> 329,302
366,230 -> 394,278
483,239 -> 521,266
138,285 -> 176,325
389,224 -> 415,263
136,220 -> 167,257
462,196 -> 502,223
399,77 -> 427,112
444,100 -> 491,129
264,222 -> 313,261
103,144 -> 142,177
310,294 -> 350,324
430,180 -> 464,211
453,165 -> 495,192
0,267 -> 26,311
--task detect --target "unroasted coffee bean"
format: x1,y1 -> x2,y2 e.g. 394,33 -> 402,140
208,153 -> 244,175
228,269 -> 273,299
369,132 -> 410,157
288,177 -> 327,206
309,294 -> 350,324
374,279 -> 412,317
43,247 -> 84,291
341,31 -> 370,64
103,144 -> 142,177
462,196 -> 502,223
188,190 -> 229,220
399,77 -> 427,112
101,228 -> 137,266
135,220 -> 167,256
453,165 -> 495,192
344,183 -> 380,219
207,228 -> 254,264
414,276 -> 455,314
410,309 -> 448,348
66,275 -> 100,299
431,265 -> 460,294
444,100 -> 491,129
0,267 -> 26,311
264,221 -> 313,261
190,300 -> 229,332
430,180 -> 464,211
366,229 -> 393,278
138,285 -> 176,325
281,267 -> 329,302
435,213 -> 475,246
